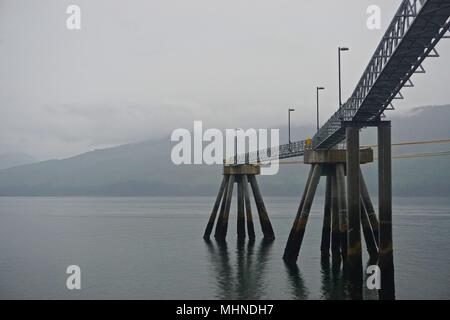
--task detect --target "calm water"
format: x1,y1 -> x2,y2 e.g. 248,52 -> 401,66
0,196 -> 449,300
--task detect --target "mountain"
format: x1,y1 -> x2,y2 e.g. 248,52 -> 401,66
0,153 -> 36,170
0,105 -> 449,197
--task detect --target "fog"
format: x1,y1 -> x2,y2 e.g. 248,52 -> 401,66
1,0 -> 449,160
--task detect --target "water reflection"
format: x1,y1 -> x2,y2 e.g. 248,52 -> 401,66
363,260 -> 380,300
205,239 -> 312,299
284,262 -> 309,299
204,239 -> 391,300
319,256 -> 349,299
204,239 -> 276,299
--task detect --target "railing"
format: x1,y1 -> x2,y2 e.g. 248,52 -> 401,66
229,139 -> 310,165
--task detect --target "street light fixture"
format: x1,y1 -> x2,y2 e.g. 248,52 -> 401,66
316,87 -> 325,132
338,46 -> 350,108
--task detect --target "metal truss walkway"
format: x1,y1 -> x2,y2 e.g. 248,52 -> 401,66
235,0 -> 450,164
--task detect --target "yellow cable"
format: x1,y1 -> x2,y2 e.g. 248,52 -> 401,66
274,150 -> 450,165
363,138 -> 450,148
244,138 -> 450,165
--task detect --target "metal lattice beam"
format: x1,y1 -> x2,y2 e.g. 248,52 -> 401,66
232,0 -> 450,164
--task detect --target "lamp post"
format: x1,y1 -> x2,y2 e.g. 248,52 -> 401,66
316,86 -> 325,132
338,46 -> 349,108
288,108 -> 295,149
234,128 -> 242,165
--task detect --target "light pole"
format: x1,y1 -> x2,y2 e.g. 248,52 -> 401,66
316,86 -> 325,132
234,128 -> 240,165
338,46 -> 349,108
288,108 -> 295,148
234,128 -> 244,164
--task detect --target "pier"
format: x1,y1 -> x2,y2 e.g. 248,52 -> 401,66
204,0 -> 450,300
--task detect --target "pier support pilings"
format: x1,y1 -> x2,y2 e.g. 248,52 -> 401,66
204,164 -> 275,242
283,148 -> 378,269
320,175 -> 332,257
346,126 -> 363,299
378,122 -> 395,300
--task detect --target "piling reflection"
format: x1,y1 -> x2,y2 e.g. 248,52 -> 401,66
284,262 -> 309,299
204,239 -> 234,299
362,260 -> 380,300
205,239 -> 394,300
204,239 -> 275,299
319,256 -> 350,299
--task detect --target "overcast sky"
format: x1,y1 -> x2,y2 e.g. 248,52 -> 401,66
1,0 -> 449,160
